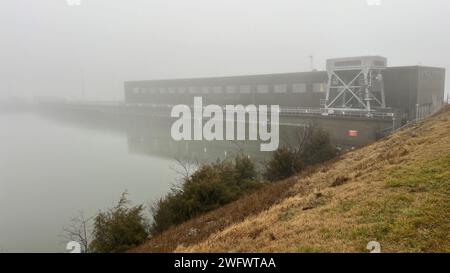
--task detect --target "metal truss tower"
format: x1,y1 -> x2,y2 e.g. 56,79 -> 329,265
324,56 -> 387,113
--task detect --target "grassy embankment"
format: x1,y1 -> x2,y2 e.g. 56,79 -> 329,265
132,106 -> 450,253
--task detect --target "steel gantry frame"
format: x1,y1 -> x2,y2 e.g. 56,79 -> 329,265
324,56 -> 387,113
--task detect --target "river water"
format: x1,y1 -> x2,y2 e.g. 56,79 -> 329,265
0,112 -> 179,252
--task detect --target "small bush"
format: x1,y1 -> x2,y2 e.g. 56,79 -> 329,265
331,176 -> 349,187
301,126 -> 338,166
150,154 -> 263,235
89,192 -> 149,253
263,146 -> 304,182
264,125 -> 337,182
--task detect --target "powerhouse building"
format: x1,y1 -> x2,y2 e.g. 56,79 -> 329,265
124,56 -> 446,122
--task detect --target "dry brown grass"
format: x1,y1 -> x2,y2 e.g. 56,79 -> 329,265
174,106 -> 450,253
129,168 -> 319,252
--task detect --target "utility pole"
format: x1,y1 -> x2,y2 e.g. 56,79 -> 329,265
308,55 -> 315,71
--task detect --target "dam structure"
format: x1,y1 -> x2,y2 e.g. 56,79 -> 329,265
122,56 -> 446,147
36,56 -> 446,155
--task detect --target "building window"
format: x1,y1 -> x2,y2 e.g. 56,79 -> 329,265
133,87 -> 140,94
168,87 -> 176,94
256,84 -> 269,94
226,85 -> 237,94
188,86 -> 199,94
213,86 -> 222,94
149,88 -> 156,94
313,83 -> 327,93
274,84 -> 287,93
292,83 -> 306,93
201,86 -> 210,94
177,87 -> 187,94
239,85 -> 251,94
140,88 -> 147,94
159,87 -> 167,94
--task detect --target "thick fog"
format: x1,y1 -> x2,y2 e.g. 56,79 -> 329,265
0,0 -> 449,101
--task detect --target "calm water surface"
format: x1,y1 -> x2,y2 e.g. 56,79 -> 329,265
0,112 -> 177,252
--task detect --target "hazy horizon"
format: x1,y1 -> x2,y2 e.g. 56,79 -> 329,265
1,0 -> 449,101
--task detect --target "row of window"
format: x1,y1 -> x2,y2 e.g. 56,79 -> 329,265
131,83 -> 328,95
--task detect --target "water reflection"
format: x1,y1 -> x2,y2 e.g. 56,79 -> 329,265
36,107 -> 303,163
0,112 -> 176,252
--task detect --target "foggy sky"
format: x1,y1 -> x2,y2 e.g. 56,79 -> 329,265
0,0 -> 449,101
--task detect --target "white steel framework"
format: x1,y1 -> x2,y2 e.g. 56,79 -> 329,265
324,56 -> 387,113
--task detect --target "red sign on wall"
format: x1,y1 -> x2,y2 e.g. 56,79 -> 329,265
348,130 -> 359,137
